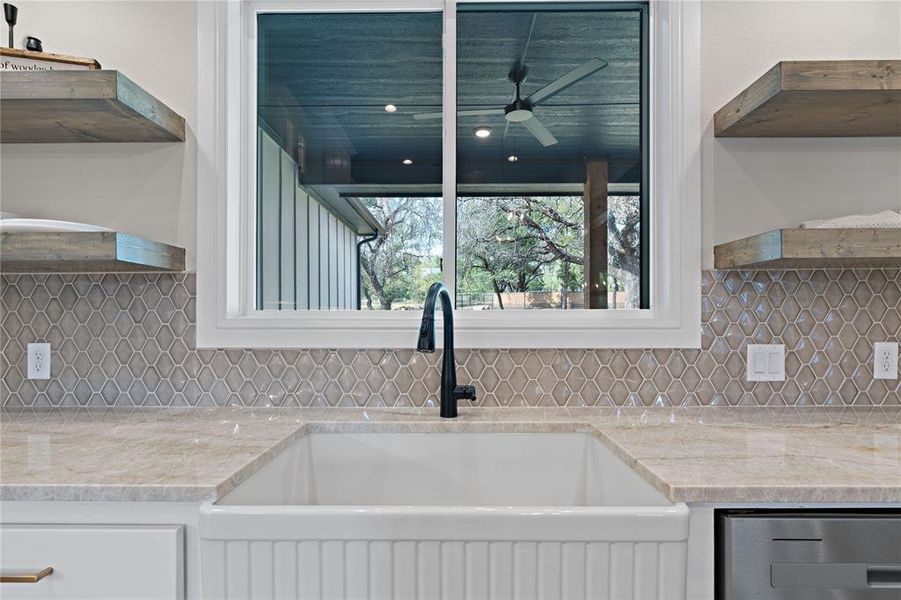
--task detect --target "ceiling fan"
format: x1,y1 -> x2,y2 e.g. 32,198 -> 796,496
412,57 -> 608,147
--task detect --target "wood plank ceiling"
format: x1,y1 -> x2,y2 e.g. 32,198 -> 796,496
258,7 -> 642,190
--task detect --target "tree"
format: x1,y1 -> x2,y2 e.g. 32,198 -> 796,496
457,195 -> 584,309
457,197 -> 553,308
607,196 -> 641,309
359,197 -> 442,310
457,195 -> 641,310
359,194 -> 642,311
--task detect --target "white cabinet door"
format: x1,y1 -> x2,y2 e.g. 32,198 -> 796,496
0,524 -> 184,599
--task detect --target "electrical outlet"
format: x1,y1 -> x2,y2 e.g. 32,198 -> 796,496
746,344 -> 785,381
27,342 -> 51,379
874,342 -> 898,379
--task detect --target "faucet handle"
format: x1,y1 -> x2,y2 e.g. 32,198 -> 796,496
453,385 -> 477,402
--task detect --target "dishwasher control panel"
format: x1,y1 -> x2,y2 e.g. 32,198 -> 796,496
716,509 -> 901,600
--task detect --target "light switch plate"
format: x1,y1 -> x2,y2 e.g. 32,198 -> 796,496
874,342 -> 898,379
27,342 -> 51,379
746,344 -> 785,381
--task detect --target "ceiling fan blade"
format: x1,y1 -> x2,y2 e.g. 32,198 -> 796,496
412,108 -> 504,121
521,115 -> 558,147
458,108 -> 505,118
526,58 -> 608,106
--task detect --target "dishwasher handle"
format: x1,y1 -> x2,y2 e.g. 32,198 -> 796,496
772,563 -> 901,590
868,565 -> 901,588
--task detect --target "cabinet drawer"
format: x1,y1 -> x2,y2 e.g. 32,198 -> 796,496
0,524 -> 184,599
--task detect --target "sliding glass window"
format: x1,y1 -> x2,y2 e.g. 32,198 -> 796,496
256,10 -> 443,311
255,2 -> 647,311
456,3 -> 647,310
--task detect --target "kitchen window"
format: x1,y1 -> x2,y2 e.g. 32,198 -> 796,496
196,0 -> 701,348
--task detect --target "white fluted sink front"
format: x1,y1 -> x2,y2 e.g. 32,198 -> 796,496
201,432 -> 689,599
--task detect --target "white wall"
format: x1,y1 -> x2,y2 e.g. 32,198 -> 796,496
0,1 -> 198,269
701,0 -> 901,268
1,1 -> 898,273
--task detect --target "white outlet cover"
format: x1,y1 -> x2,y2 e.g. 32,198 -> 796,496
27,342 -> 51,380
874,342 -> 899,380
746,344 -> 785,382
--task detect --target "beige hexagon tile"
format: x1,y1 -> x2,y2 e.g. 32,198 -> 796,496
2,269 -> 900,407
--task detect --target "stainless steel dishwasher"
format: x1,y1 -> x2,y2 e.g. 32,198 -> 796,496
716,510 -> 901,599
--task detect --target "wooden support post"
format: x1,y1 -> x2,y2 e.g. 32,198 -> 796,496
584,160 -> 608,309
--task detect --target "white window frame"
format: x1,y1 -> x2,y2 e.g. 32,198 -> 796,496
196,0 -> 701,349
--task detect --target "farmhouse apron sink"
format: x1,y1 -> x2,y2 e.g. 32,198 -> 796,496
201,431 -> 689,599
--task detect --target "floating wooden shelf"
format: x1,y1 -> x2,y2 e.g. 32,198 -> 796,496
0,232 -> 186,273
714,60 -> 901,137
714,228 -> 901,269
0,70 -> 185,143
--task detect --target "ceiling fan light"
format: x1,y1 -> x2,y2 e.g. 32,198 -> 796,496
507,155 -> 518,162
384,104 -> 397,113
474,127 -> 492,138
402,158 -> 413,165
505,108 -> 532,123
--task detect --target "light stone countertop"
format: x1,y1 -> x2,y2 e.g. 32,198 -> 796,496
1,406 -> 900,504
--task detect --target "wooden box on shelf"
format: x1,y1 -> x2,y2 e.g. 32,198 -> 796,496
1,48 -> 100,71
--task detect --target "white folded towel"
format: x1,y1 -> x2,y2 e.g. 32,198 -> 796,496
800,210 -> 901,229
0,218 -> 113,233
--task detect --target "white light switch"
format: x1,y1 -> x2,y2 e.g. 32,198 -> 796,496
746,344 -> 785,381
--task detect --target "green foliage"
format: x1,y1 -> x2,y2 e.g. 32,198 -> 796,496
359,197 -> 442,310
607,196 -> 642,308
457,195 -> 585,306
358,194 -> 641,310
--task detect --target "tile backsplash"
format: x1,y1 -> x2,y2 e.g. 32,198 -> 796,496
1,269 -> 899,407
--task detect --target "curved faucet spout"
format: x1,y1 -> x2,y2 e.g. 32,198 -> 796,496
416,282 -> 476,418
416,282 -> 453,354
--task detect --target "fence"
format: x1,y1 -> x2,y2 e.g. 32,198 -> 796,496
456,290 -> 631,310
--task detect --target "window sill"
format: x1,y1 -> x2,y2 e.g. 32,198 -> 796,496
196,303 -> 701,349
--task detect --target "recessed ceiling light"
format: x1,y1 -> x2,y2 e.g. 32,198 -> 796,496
474,127 -> 492,138
384,104 -> 397,113
402,158 -> 413,165
507,155 -> 519,162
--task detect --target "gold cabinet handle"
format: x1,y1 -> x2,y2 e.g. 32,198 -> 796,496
0,567 -> 54,583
